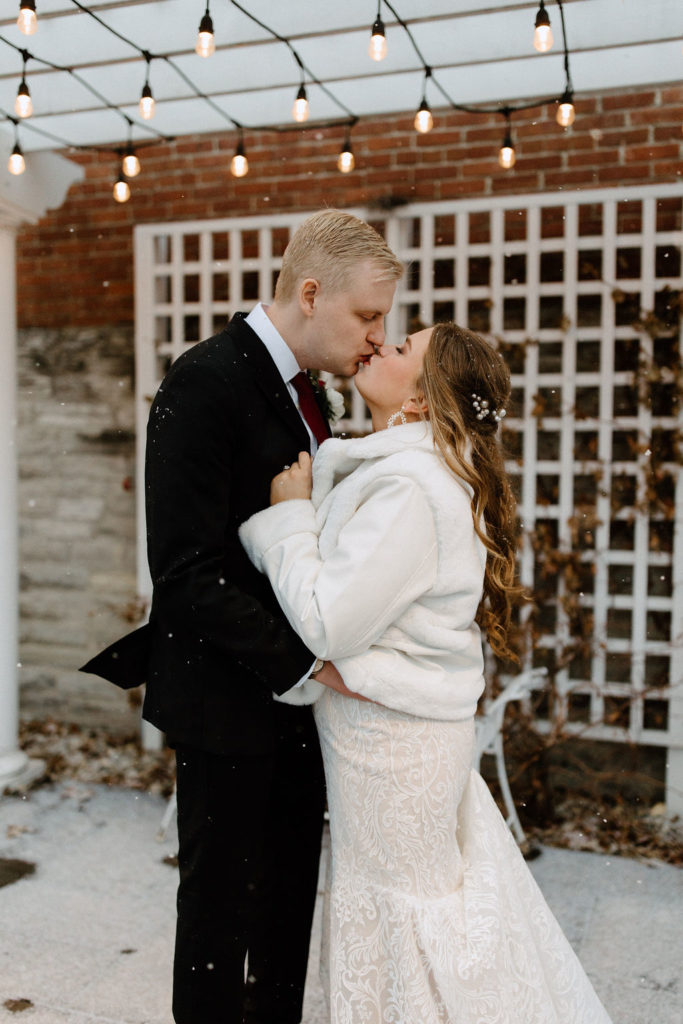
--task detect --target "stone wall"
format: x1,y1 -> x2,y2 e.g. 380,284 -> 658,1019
17,325 -> 141,733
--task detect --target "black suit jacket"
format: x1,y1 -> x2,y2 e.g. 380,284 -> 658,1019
82,314 -> 321,755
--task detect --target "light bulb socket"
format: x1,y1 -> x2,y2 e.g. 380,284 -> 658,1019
141,83 -> 152,100
198,12 -> 214,34
534,2 -> 550,29
370,17 -> 385,39
296,83 -> 307,102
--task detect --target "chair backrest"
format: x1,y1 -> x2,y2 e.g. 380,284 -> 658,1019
474,667 -> 548,761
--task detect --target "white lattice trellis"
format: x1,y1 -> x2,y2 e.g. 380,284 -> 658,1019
134,184 -> 683,810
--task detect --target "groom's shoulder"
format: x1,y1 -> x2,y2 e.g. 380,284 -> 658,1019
167,314 -> 255,379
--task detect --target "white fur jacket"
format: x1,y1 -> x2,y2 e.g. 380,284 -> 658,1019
239,421 -> 487,720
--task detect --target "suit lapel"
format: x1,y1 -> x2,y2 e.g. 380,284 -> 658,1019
228,313 -> 310,449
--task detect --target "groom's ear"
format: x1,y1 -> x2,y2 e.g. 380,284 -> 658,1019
299,277 -> 321,317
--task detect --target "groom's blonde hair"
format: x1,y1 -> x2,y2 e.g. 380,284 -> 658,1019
274,209 -> 403,302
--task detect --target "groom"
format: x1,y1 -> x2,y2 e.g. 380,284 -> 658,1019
82,210 -> 402,1023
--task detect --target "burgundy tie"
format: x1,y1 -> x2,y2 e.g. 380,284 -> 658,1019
291,372 -> 332,447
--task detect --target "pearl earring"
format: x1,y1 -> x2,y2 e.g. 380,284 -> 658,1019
387,409 -> 408,429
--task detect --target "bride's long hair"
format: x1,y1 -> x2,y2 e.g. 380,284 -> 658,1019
417,322 -> 522,661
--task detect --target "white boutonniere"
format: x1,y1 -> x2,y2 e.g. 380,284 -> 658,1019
307,371 -> 346,425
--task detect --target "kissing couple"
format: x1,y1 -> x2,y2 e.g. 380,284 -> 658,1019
84,209 -> 612,1024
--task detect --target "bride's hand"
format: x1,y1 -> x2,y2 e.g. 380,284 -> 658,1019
270,451 -> 312,504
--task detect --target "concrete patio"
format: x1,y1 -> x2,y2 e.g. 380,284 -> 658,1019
0,782 -> 681,1024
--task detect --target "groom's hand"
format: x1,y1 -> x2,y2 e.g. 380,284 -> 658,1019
270,451 -> 313,504
314,661 -> 371,702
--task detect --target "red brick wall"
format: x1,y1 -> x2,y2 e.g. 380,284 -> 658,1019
16,84 -> 683,329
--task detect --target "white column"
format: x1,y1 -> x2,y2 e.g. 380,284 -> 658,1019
0,148 -> 84,791
0,225 -> 42,789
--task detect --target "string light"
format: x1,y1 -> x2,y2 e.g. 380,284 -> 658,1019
122,144 -> 141,177
15,76 -> 32,119
369,5 -> 387,62
196,5 -> 215,58
292,83 -> 309,123
414,69 -> 433,134
8,141 -> 25,175
533,1 -> 554,53
17,1 -> 37,36
498,121 -> 516,170
337,131 -> 355,173
113,172 -> 130,202
414,98 -> 433,134
139,82 -> 154,120
230,134 -> 248,177
138,52 -> 155,119
556,88 -> 575,127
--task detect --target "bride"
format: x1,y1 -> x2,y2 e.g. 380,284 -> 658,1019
239,322 -> 612,1024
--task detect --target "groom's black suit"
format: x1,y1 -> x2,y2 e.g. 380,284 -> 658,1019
82,313 -> 327,1024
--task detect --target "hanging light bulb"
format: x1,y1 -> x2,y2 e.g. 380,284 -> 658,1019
414,98 -> 433,134
498,129 -> 516,170
8,142 -> 25,175
14,77 -> 32,118
292,83 -> 309,123
230,137 -> 248,178
139,82 -> 155,120
113,173 -> 131,203
556,88 -> 576,127
122,146 -> 141,177
337,133 -> 355,173
195,8 -> 215,58
533,1 -> 553,53
369,17 -> 387,61
17,1 -> 37,36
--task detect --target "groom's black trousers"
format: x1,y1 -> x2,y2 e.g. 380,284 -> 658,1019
172,702 -> 325,1024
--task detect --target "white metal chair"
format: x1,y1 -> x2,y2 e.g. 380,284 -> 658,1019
474,667 -> 548,845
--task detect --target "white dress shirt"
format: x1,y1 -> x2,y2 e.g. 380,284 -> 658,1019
245,303 -> 318,455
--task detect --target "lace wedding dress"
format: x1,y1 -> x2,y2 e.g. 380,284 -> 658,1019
315,688 -> 613,1024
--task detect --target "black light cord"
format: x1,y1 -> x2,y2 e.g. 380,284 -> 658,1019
228,0 -> 357,121
382,0 -> 574,120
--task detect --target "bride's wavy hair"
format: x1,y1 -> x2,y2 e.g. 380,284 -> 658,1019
417,322 -> 522,661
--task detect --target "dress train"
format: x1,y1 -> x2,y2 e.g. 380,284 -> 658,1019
314,688 -> 613,1024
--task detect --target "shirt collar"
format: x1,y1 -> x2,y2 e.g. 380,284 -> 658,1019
245,303 -> 301,385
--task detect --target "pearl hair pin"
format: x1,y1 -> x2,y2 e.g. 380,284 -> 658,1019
471,393 -> 506,423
